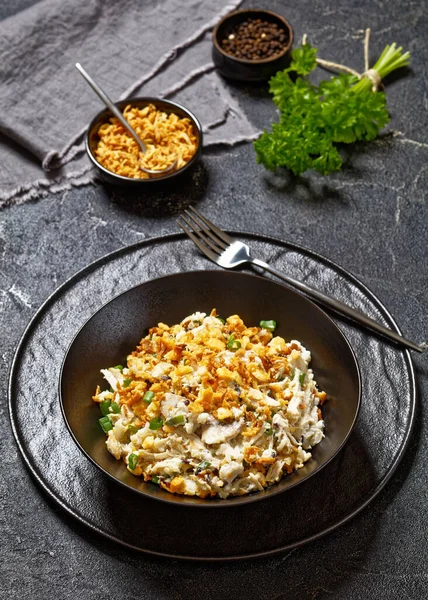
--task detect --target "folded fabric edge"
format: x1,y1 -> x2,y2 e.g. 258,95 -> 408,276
162,63 -> 216,99
118,0 -> 242,102
42,135 -> 88,171
0,164 -> 95,210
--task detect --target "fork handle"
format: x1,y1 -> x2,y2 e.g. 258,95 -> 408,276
252,258 -> 424,353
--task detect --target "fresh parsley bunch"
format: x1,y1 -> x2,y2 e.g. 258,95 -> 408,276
254,43 -> 410,176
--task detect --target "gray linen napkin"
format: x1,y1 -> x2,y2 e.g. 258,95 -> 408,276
0,0 -> 260,207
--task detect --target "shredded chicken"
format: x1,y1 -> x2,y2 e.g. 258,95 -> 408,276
93,310 -> 326,498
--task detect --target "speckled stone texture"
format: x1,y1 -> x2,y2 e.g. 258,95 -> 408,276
1,0 -> 427,598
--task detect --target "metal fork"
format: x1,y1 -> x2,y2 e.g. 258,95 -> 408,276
176,207 -> 424,353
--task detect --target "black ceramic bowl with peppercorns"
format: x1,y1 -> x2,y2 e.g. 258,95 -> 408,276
212,9 -> 293,82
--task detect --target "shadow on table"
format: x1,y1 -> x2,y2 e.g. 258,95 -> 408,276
223,77 -> 272,98
100,159 -> 209,218
261,168 -> 354,206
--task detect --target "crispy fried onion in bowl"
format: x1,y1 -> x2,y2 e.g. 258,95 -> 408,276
94,104 -> 198,178
93,310 -> 327,499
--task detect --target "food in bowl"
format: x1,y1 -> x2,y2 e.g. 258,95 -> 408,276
212,9 -> 293,82
220,17 -> 289,60
94,103 -> 198,179
92,309 -> 327,499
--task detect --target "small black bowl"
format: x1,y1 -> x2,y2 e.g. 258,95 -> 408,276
60,270 -> 361,508
212,9 -> 293,82
86,97 -> 203,185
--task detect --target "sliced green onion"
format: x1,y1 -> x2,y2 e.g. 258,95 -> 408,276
99,400 -> 111,416
98,416 -> 113,433
113,364 -> 124,372
151,476 -> 160,484
277,375 -> 285,382
260,319 -> 277,331
123,378 -> 132,388
149,416 -> 164,430
290,369 -> 296,380
217,317 -> 226,324
299,372 -> 306,386
265,427 -> 274,436
128,425 -> 139,434
110,402 -> 120,413
227,334 -> 241,351
196,460 -> 211,473
143,391 -> 155,403
128,453 -> 138,470
166,414 -> 186,426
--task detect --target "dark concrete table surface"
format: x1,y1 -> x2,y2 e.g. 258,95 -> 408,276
1,1 -> 427,598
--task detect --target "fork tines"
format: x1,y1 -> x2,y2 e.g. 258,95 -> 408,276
176,207 -> 231,259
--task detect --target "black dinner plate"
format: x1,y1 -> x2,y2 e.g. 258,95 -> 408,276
8,232 -> 416,560
60,270 -> 361,507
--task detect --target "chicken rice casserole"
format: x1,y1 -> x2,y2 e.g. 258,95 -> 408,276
93,310 -> 327,498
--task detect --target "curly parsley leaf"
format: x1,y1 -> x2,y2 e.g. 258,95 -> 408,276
254,41 -> 409,176
289,43 -> 318,75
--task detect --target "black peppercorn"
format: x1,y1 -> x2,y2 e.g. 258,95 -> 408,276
220,17 -> 288,61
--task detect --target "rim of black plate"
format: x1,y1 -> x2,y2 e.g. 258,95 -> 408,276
8,231 -> 417,562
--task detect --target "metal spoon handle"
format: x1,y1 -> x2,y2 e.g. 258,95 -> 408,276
75,62 -> 147,153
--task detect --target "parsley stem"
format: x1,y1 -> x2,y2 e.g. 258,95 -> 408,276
353,43 -> 410,94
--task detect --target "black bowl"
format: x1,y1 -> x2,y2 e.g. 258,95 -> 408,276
86,97 -> 203,185
60,270 -> 361,507
212,9 -> 293,81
